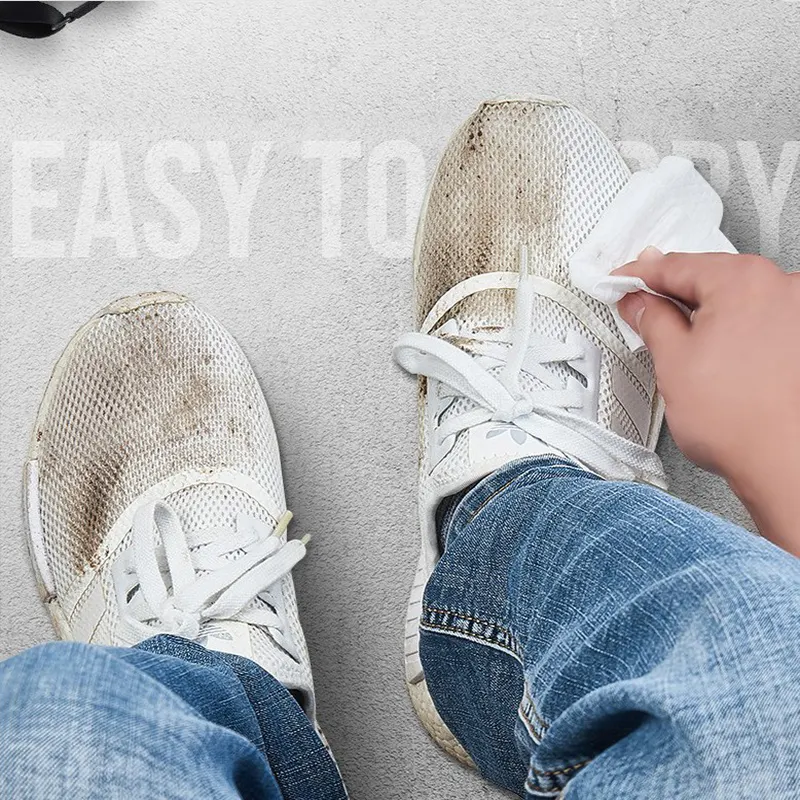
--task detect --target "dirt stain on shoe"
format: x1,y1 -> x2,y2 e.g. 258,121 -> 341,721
416,100 -> 564,331
38,304 -> 265,580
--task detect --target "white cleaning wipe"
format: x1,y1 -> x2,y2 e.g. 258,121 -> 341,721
569,155 -> 737,351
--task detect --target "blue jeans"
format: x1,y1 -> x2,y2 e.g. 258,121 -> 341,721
3,458 -> 799,798
0,636 -> 347,799
424,457 -> 800,797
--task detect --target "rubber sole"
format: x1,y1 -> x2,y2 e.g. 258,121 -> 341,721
407,678 -> 475,768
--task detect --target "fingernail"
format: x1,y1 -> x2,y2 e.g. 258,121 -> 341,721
620,292 -> 646,333
638,246 -> 663,261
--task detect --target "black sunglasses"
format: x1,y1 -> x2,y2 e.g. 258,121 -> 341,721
0,1 -> 103,38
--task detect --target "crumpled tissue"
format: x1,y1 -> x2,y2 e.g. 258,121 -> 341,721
568,155 -> 737,351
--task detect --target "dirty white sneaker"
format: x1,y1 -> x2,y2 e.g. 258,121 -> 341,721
393,98 -> 667,764
25,292 -> 317,718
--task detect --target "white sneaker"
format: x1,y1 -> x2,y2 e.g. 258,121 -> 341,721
25,292 -> 317,718
393,98 -> 666,764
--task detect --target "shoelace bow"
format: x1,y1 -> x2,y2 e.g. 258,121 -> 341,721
120,501 -> 307,645
393,247 -> 665,486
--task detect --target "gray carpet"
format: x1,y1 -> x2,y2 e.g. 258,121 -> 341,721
2,1 -> 796,796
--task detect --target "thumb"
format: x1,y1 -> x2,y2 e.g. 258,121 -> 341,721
618,291 -> 691,367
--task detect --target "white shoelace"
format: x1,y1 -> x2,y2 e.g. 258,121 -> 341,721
393,247 -> 666,486
118,500 -> 307,648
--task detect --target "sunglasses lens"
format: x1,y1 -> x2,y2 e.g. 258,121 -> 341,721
0,1 -> 101,38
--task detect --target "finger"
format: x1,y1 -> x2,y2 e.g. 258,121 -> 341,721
613,252 -> 744,308
617,291 -> 691,369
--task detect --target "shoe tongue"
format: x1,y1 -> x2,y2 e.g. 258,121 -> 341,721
461,421 -> 561,468
196,620 -> 254,659
195,619 -> 306,698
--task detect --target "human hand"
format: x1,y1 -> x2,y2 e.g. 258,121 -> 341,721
616,249 -> 800,556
